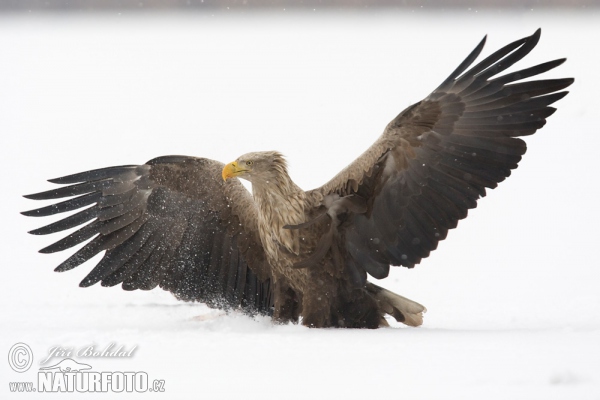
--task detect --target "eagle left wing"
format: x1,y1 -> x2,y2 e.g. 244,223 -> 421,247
306,29 -> 572,285
23,156 -> 272,314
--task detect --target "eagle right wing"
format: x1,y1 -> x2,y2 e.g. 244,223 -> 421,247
306,29 -> 572,285
23,156 -> 272,314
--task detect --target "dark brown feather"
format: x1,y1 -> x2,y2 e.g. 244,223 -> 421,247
310,29 -> 572,275
23,156 -> 273,315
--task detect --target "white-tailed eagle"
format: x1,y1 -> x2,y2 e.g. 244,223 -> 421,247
23,29 -> 572,328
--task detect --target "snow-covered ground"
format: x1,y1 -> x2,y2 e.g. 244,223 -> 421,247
1,9 -> 599,399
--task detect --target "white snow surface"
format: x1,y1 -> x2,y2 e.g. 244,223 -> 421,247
1,9 -> 599,399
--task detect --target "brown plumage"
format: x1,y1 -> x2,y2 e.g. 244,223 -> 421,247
23,29 -> 572,328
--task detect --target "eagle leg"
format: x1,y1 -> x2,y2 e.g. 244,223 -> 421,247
272,281 -> 302,324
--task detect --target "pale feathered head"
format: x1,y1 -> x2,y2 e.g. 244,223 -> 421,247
222,151 -> 288,184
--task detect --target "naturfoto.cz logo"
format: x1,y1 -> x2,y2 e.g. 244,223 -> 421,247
7,343 -> 166,394
8,343 -> 33,373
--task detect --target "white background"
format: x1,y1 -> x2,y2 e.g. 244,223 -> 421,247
1,9 -> 599,399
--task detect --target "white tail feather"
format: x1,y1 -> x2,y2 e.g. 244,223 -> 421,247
370,285 -> 427,327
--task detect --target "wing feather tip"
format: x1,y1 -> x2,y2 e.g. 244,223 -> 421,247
553,57 -> 567,67
39,246 -> 57,254
527,28 -> 541,47
53,264 -> 70,272
478,34 -> 487,48
79,277 -> 97,288
100,280 -> 119,288
23,192 -> 48,200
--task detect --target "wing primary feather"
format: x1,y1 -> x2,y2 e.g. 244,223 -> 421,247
465,91 -> 568,114
28,206 -> 99,235
474,29 -> 541,81
53,233 -> 114,272
463,78 -> 574,104
101,226 -> 164,287
24,180 -> 113,200
39,227 -> 98,254
21,192 -> 102,217
447,30 -> 540,96
463,35 -> 527,77
79,221 -> 155,287
435,35 -> 487,92
39,220 -> 104,254
47,165 -> 137,184
457,108 -> 556,126
491,58 -> 566,85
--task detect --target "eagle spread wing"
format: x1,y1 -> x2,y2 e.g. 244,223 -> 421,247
308,28 -> 572,283
23,156 -> 272,314
24,29 -> 572,327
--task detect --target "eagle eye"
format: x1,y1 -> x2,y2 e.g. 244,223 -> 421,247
246,161 -> 253,166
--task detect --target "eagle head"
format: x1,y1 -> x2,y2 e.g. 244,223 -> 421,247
222,151 -> 288,184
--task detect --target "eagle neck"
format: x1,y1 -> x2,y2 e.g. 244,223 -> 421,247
252,171 -> 306,261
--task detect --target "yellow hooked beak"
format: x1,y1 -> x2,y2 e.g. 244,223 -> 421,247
222,161 -> 247,181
